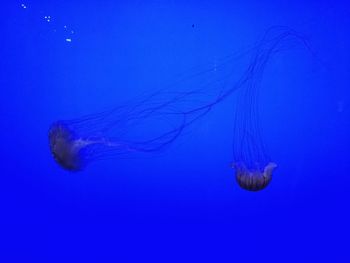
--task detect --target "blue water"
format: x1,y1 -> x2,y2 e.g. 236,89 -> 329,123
1,1 -> 349,262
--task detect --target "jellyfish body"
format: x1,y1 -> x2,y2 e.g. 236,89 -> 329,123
49,122 -> 99,171
49,120 -> 135,171
233,162 -> 277,191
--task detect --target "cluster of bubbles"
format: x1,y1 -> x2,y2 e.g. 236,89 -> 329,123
20,3 -> 75,43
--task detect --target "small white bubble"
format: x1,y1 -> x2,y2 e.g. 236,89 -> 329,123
66,38 -> 72,42
21,3 -> 27,9
64,25 -> 67,29
44,15 -> 52,22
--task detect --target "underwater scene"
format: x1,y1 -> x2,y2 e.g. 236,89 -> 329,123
1,1 -> 349,262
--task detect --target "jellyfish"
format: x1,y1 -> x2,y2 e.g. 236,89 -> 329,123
231,27 -> 310,191
48,88 -> 217,171
49,27 -> 309,180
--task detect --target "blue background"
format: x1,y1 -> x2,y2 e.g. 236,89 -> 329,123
1,1 -> 349,262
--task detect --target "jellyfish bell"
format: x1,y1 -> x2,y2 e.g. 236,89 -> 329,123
48,121 -> 117,171
49,122 -> 88,171
232,162 -> 277,191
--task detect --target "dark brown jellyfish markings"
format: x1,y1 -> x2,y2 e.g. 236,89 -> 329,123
233,162 -> 277,191
49,122 -> 91,171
